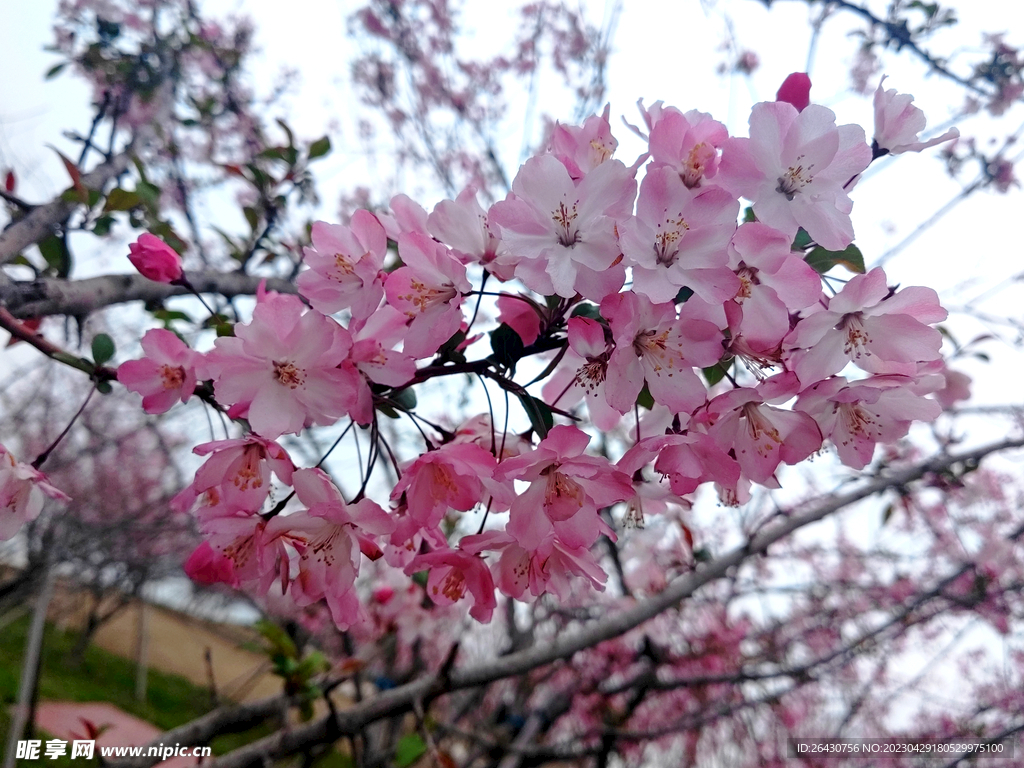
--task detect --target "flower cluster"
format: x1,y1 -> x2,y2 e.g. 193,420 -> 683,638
117,75 -> 958,630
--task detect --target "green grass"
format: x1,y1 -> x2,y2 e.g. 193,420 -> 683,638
0,615 -> 276,763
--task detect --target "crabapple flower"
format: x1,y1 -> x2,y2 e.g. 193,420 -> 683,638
776,72 -> 812,112
796,375 -> 941,469
172,434 -> 295,516
489,154 -> 636,299
118,328 -> 197,414
696,373 -> 823,485
549,104 -> 618,180
495,294 -> 542,346
278,468 -> 395,629
200,290 -> 357,439
462,529 -> 609,601
540,316 -> 623,431
727,222 -> 823,350
296,210 -> 388,319
200,514 -> 296,595
638,102 -> 729,189
619,432 -> 740,498
128,233 -> 183,283
784,267 -> 946,384
385,232 -> 470,359
408,547 -> 497,622
620,166 -> 740,304
0,444 -> 70,541
873,76 -> 960,155
183,541 -> 239,587
428,187 -> 515,280
390,442 -> 512,529
603,291 -> 723,415
344,305 -> 417,424
718,102 -> 871,250
494,425 -> 632,551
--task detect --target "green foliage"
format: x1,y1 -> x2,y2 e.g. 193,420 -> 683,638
90,333 -> 115,366
394,734 -> 427,768
516,393 -> 553,438
804,243 -> 866,274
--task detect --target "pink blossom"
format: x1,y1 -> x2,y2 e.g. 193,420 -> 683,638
549,104 -> 618,180
873,76 -> 959,155
620,166 -> 740,304
428,187 -> 515,280
462,529 -> 608,601
696,374 -> 823,485
408,547 -> 497,622
344,305 -> 418,424
637,102 -> 729,189
496,294 -> 543,346
391,442 -> 512,529
540,316 -> 623,431
727,222 -> 822,350
603,291 -> 722,415
276,468 -> 395,629
494,425 -> 631,551
172,434 -> 295,516
0,444 -> 70,541
127,233 -> 183,283
183,541 -> 239,587
384,232 -> 470,359
200,290 -> 358,439
200,514 -> 295,594
117,328 -> 197,414
619,432 -> 740,498
718,102 -> 871,250
784,267 -> 946,384
796,375 -> 941,469
489,154 -> 636,299
776,72 -> 811,112
296,210 -> 387,319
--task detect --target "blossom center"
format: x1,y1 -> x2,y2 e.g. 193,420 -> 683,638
741,403 -> 783,457
552,201 -> 581,247
435,568 -> 467,602
273,360 -> 306,389
653,216 -> 689,266
776,160 -> 814,200
160,364 -> 185,390
735,266 -> 760,301
838,313 -> 870,359
682,142 -> 714,188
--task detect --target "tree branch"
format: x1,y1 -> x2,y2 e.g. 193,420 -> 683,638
0,271 -> 297,319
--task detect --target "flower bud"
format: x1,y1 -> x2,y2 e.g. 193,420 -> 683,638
128,233 -> 183,283
776,72 -> 811,112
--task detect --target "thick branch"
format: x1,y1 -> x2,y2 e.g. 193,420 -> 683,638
0,271 -> 297,319
0,151 -> 134,266
194,436 -> 1024,768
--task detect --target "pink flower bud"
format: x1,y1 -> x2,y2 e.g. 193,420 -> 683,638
776,72 -> 811,112
184,541 -> 239,587
128,233 -> 183,283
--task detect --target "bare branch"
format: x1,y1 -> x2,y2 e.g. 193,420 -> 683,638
1,271 -> 297,319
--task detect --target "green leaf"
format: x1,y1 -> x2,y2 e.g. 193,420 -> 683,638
135,181 -> 161,209
490,324 -> 525,370
569,302 -> 602,320
674,287 -> 694,304
92,216 -> 115,236
308,136 -> 332,160
804,243 -> 866,274
515,393 -> 553,438
742,206 -> 756,223
215,322 -> 235,337
45,62 -> 66,80
791,228 -> 814,251
703,364 -> 727,386
91,333 -> 115,366
391,387 -> 417,411
96,380 -> 113,395
636,384 -> 654,410
275,118 -> 295,148
37,235 -> 70,277
394,734 -> 427,768
104,188 -> 142,212
243,206 -> 259,231
153,309 -> 193,323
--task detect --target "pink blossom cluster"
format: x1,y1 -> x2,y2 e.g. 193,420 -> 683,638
118,76 -> 962,630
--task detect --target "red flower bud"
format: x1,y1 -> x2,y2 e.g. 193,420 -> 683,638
128,233 -> 183,283
776,72 -> 812,112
